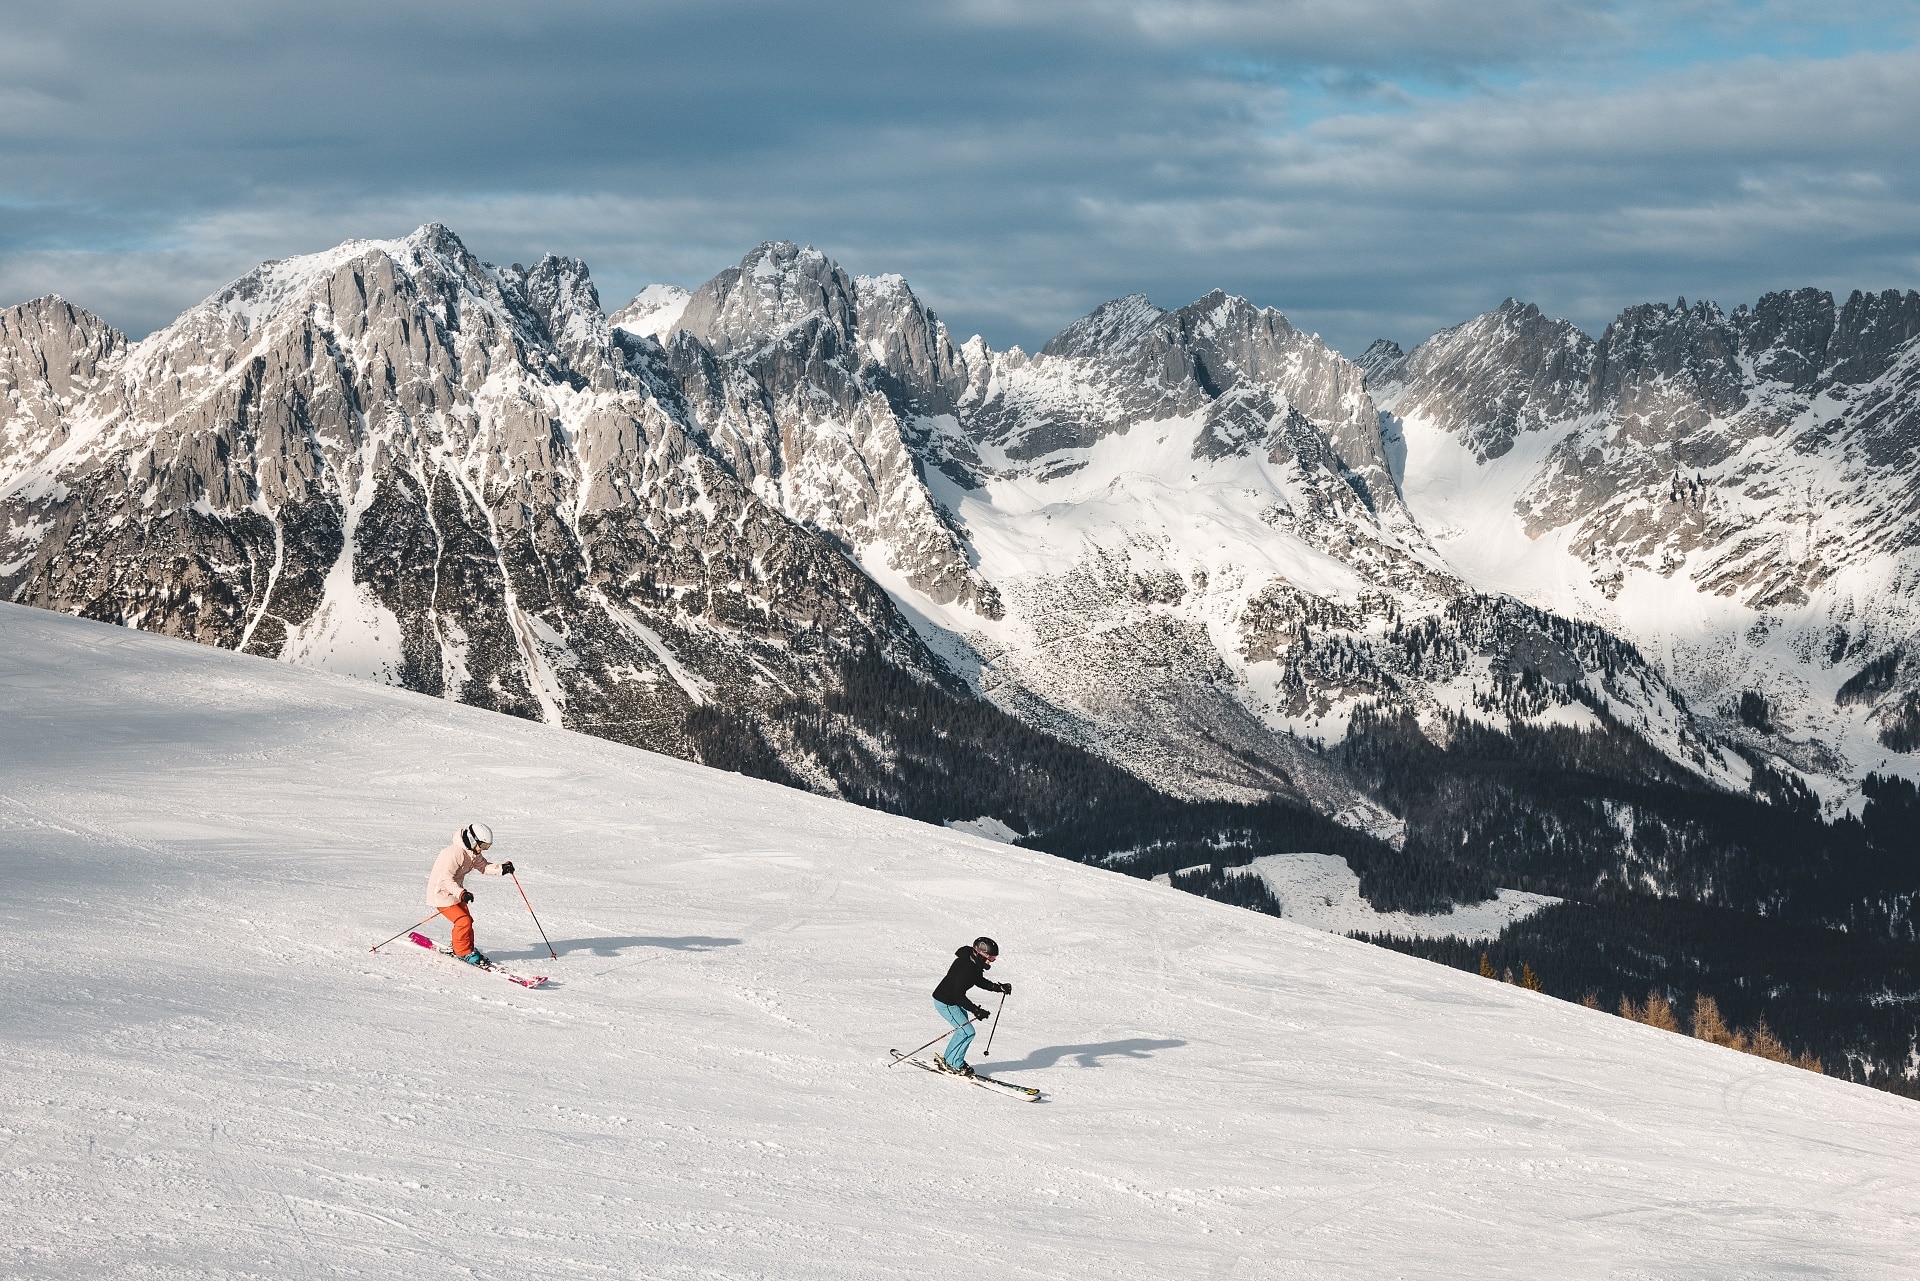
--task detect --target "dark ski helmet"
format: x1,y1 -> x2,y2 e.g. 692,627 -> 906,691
462,822 -> 495,851
973,936 -> 999,959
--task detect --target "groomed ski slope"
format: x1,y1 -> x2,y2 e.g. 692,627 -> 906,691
2,604 -> 1916,1280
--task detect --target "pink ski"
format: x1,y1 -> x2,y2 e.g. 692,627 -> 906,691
409,932 -> 548,988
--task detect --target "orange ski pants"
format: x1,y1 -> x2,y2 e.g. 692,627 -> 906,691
438,902 -> 476,957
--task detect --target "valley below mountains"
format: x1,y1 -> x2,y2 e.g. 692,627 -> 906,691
6,225 -> 1920,1090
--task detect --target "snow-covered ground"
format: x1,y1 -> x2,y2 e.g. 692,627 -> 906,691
4,602 -> 1917,1278
1244,852 -> 1560,943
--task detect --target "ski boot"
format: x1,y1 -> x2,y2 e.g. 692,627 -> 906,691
458,951 -> 490,967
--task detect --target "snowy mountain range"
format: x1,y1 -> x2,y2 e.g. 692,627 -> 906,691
0,229 -> 937,772
1374,291 -> 1920,807
5,224 -> 1919,831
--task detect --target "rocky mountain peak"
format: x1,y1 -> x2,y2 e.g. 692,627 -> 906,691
203,224 -> 486,334
1829,288 -> 1920,386
1355,339 -> 1405,382
1162,289 -> 1291,343
1039,293 -> 1165,361
0,296 -> 126,487
0,295 -> 123,402
676,241 -> 857,359
1733,286 -> 1834,388
507,253 -> 618,376
1145,291 -> 1313,394
1592,298 -> 1747,424
610,284 -> 692,344
851,272 -> 968,417
1383,299 -> 1596,460
961,286 -> 1394,511
1385,275 -> 1920,797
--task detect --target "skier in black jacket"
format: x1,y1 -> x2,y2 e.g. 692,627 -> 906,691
930,936 -> 1011,1076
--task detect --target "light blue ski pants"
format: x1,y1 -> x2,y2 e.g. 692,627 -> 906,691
935,1000 -> 975,1068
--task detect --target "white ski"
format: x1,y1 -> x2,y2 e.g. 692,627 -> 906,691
889,1050 -> 1040,1101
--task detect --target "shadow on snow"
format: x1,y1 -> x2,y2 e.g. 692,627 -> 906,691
982,1038 -> 1187,1074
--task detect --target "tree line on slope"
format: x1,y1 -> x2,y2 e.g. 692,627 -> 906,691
1613,988 -> 1824,1075
1334,706 -> 1920,938
684,651 -> 1413,878
1358,897 -> 1920,1095
1468,947 -> 1826,1073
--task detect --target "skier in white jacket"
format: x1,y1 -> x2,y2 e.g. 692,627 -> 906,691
427,823 -> 513,964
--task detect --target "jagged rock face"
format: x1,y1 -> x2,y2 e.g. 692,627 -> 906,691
1353,339 -> 1404,381
919,290 -> 1454,810
638,250 -> 1724,816
0,227 -> 934,773
852,273 -> 969,418
1374,299 -> 1596,462
1379,287 -> 1920,790
677,242 -> 858,360
0,297 -> 125,480
968,290 -> 1396,509
654,242 -> 997,615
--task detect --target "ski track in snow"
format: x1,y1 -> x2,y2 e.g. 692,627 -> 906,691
2,602 -> 1917,1278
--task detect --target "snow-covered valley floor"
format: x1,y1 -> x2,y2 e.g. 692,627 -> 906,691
3,603 -> 1917,1278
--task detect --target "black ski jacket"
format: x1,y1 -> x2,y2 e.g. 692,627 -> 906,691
932,945 -> 1006,1016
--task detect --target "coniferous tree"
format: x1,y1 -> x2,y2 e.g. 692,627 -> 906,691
1643,991 -> 1681,1032
1691,994 -> 1733,1046
1748,1020 -> 1790,1064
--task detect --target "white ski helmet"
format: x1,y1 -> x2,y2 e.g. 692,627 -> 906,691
462,822 -> 495,851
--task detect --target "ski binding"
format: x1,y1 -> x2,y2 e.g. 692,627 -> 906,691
409,932 -> 548,988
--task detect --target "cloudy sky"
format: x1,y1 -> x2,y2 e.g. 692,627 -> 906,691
1,1 -> 1916,355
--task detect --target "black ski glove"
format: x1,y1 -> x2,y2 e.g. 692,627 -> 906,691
461,890 -> 474,904
499,861 -> 515,875
973,1009 -> 990,1021
999,982 -> 1013,995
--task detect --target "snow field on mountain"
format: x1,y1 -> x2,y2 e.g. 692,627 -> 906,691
1240,852 -> 1559,943
1396,410 -> 1920,802
4,603 -> 1919,1279
911,411 -> 1388,744
610,283 -> 692,342
933,411 -> 1372,597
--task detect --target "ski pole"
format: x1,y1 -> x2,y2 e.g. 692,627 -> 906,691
983,990 -> 1007,1057
890,1014 -> 989,1067
511,871 -> 557,960
370,913 -> 439,952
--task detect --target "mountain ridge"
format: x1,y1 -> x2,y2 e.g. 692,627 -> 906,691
11,224 -> 1897,819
